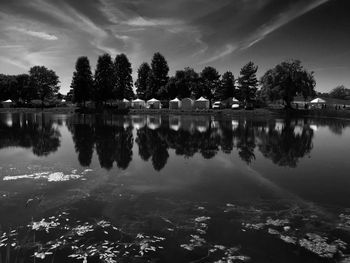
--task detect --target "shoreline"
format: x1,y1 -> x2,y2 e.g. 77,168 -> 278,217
1,107 -> 350,121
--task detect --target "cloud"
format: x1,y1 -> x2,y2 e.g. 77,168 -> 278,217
200,44 -> 237,64
10,27 -> 58,40
124,16 -> 182,27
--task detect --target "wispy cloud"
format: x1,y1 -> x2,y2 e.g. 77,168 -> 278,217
200,44 -> 237,64
10,27 -> 58,40
124,16 -> 182,27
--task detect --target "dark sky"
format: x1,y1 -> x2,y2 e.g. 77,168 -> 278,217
0,0 -> 349,94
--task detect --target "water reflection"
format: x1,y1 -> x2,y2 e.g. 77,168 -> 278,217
1,113 -> 350,171
0,113 -> 60,156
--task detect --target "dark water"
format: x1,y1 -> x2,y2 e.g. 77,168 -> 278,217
0,112 -> 350,263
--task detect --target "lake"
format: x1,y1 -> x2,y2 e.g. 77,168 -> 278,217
0,112 -> 350,263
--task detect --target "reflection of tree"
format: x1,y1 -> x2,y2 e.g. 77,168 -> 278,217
72,124 -> 94,166
257,120 -> 314,167
233,120 -> 256,164
219,120 -> 234,154
114,126 -> 133,169
136,127 -> 169,171
95,124 -> 117,170
0,113 -> 60,156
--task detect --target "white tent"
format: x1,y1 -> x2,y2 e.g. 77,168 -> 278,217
147,98 -> 161,109
232,97 -> 239,103
122,98 -> 131,108
310,98 -> 326,104
169,98 -> 181,109
194,97 -> 209,109
181,98 -> 194,110
3,99 -> 12,103
132,98 -> 146,109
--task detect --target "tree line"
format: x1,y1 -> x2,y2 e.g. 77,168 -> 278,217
0,66 -> 60,107
71,52 -> 322,108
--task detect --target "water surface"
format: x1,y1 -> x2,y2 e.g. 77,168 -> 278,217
0,112 -> 350,262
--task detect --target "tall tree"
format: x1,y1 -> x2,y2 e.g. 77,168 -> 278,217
215,71 -> 235,101
135,62 -> 151,100
114,53 -> 134,100
260,59 -> 315,108
173,67 -> 199,99
238,62 -> 258,104
94,53 -> 115,105
150,52 -> 169,98
29,66 -> 60,108
196,66 -> 220,102
70,56 -> 93,107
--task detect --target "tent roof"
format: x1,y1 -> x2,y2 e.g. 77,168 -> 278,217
310,98 -> 326,103
147,98 -> 160,102
3,99 -> 12,103
232,97 -> 239,102
196,96 -> 208,101
170,98 -> 180,102
133,98 -> 145,102
123,98 -> 129,102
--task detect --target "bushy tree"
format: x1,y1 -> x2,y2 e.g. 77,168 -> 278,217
135,63 -> 151,100
215,71 -> 235,101
150,52 -> 169,98
260,59 -> 315,108
238,62 -> 258,104
195,66 -> 220,102
70,56 -> 93,107
114,53 -> 133,100
329,85 -> 348,99
94,53 -> 115,104
29,66 -> 60,108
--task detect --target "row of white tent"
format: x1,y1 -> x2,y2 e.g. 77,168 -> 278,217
127,97 -> 212,110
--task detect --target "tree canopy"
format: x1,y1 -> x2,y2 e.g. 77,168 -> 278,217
29,66 -> 60,107
114,53 -> 134,100
215,71 -> 235,101
150,52 -> 169,98
329,85 -> 349,99
71,56 -> 93,106
194,66 -> 220,101
260,59 -> 315,108
94,53 -> 115,104
238,62 -> 258,104
135,62 -> 151,100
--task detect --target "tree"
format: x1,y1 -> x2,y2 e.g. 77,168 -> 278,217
329,85 -> 348,99
150,52 -> 169,98
29,66 -> 60,108
16,74 -> 36,104
196,66 -> 220,102
215,71 -> 235,101
260,59 -> 315,108
114,53 -> 134,100
172,67 -> 199,99
238,62 -> 258,104
70,56 -> 93,107
135,63 -> 151,100
94,53 -> 115,105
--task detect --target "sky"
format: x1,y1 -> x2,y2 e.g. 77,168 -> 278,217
0,0 -> 349,94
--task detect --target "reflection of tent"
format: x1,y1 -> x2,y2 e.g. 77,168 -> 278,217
310,98 -> 326,104
232,120 -> 239,129
147,98 -> 161,109
194,97 -> 210,109
132,99 -> 146,109
131,115 -> 146,129
147,115 -> 161,130
181,98 -> 194,110
169,115 -> 181,131
169,98 -> 181,109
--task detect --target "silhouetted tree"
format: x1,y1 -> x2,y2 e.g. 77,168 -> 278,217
150,52 -> 169,98
260,60 -> 315,108
29,66 -> 60,108
94,53 -> 115,105
114,126 -> 133,169
135,63 -> 151,100
71,56 -> 93,107
72,124 -> 95,166
238,62 -> 258,104
215,71 -> 235,101
114,53 -> 134,100
195,66 -> 220,102
329,85 -> 348,99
